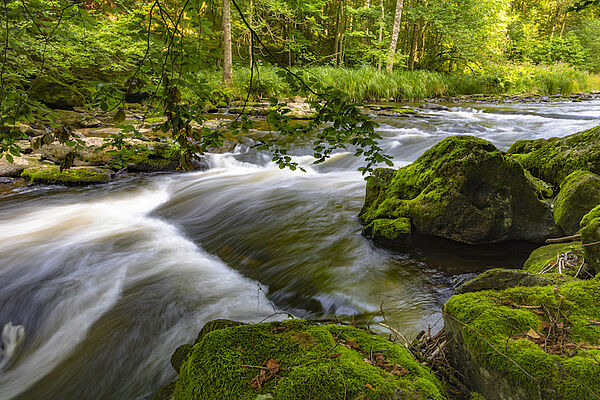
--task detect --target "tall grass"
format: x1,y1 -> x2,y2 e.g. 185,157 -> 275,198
193,62 -> 600,102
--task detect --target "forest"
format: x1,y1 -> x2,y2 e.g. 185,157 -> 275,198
2,0 -> 600,109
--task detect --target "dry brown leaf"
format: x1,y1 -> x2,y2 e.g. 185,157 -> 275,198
266,359 -> 280,374
391,364 -> 409,376
365,384 -> 375,391
526,328 -> 541,339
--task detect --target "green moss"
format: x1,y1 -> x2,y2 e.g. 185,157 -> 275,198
524,170 -> 553,199
523,242 -> 584,277
363,217 -> 411,241
553,170 -> 600,235
507,126 -> 600,186
173,320 -> 444,400
116,143 -> 181,172
455,268 -> 561,295
580,207 -> 600,276
361,135 -> 558,244
445,278 -> 600,399
469,393 -> 486,400
21,166 -> 110,185
580,205 -> 600,228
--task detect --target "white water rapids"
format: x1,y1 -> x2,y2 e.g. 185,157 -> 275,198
0,100 -> 599,399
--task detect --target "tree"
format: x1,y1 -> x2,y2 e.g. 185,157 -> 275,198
223,0 -> 233,86
386,0 -> 405,71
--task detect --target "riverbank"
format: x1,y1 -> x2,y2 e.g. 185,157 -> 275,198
2,91 -> 600,189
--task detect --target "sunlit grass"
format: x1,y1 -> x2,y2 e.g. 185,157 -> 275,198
194,62 -> 600,102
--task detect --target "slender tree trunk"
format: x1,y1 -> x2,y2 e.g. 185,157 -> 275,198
409,18 -> 420,70
223,0 -> 233,87
248,0 -> 253,67
377,0 -> 384,70
387,0 -> 405,71
560,11 -> 568,36
550,0 -> 560,38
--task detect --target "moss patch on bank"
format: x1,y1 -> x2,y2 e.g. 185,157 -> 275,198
21,166 -> 110,185
445,277 -> 600,399
174,319 -> 444,400
523,242 -> 585,277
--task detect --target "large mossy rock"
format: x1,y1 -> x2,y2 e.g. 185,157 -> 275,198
553,170 -> 600,235
508,126 -> 600,187
444,278 -> 600,400
581,206 -> 600,276
360,136 -> 559,244
173,319 -> 445,400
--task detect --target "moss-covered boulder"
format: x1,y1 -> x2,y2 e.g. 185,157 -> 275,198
523,242 -> 592,278
553,170 -> 600,235
508,126 -> 600,186
444,277 -> 600,400
581,206 -> 600,276
28,77 -> 91,109
360,136 -> 559,245
32,139 -> 182,172
21,166 -> 110,185
172,319 -> 445,400
454,268 -> 558,295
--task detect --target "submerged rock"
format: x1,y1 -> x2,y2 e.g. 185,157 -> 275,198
167,319 -> 444,400
553,170 -> 600,235
360,136 -> 559,245
445,277 -> 600,400
508,126 -> 600,186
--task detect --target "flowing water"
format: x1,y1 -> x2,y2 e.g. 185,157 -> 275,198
1,100 -> 600,399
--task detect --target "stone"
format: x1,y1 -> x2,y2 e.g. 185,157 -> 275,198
580,205 -> 600,276
454,268 -> 557,295
360,136 -> 560,245
553,170 -> 600,235
172,319 -> 444,400
507,126 -> 600,186
445,278 -> 600,400
21,166 -> 110,185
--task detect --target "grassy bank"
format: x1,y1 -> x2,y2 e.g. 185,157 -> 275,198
193,63 -> 600,102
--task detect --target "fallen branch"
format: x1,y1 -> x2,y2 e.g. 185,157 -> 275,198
546,234 -> 581,244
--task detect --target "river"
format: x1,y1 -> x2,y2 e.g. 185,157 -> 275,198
1,100 -> 599,399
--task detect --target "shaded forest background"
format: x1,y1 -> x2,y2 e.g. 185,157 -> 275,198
2,0 -> 600,109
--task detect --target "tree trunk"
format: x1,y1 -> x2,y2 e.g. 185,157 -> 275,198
223,0 -> 233,87
387,0 -> 405,71
248,0 -> 253,67
409,18 -> 420,70
377,0 -> 384,70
